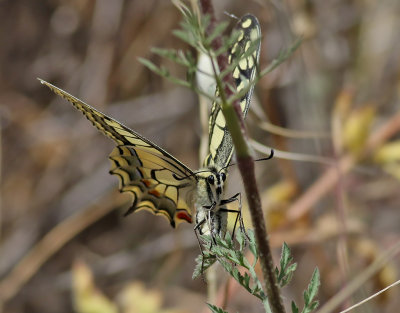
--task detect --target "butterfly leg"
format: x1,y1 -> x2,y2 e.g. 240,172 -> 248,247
194,206 -> 216,276
235,193 -> 248,240
194,216 -> 208,275
220,192 -> 241,236
194,219 -> 206,253
220,192 -> 249,241
194,226 -> 208,278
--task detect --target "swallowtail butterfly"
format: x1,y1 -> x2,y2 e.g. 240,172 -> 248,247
40,14 -> 261,239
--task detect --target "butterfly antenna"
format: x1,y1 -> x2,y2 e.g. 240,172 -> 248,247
224,11 -> 239,20
219,163 -> 235,173
218,149 -> 274,173
255,148 -> 274,162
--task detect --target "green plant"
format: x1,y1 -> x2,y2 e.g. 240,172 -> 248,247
194,231 -> 320,313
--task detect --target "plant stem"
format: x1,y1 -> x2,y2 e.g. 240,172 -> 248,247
198,1 -> 285,313
237,156 -> 285,313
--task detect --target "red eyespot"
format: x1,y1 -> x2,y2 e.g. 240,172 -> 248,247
176,211 -> 192,223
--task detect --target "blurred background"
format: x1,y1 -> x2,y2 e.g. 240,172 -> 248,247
1,0 -> 400,312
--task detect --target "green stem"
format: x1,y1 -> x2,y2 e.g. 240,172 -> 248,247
263,298 -> 273,313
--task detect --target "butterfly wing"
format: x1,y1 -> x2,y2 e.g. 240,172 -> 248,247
204,14 -> 261,169
40,79 -> 196,227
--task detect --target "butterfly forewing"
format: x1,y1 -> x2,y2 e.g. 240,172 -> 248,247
204,14 -> 261,170
40,79 -> 196,227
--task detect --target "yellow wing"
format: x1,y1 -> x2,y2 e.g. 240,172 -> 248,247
39,79 -> 196,227
204,14 -> 261,169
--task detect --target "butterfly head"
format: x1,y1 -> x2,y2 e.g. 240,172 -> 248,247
195,166 -> 227,205
210,170 -> 227,198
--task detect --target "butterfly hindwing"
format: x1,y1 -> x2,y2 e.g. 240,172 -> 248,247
39,79 -> 196,227
109,145 -> 195,226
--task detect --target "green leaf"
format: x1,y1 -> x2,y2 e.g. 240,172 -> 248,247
192,253 -> 217,279
304,290 -> 310,306
138,58 -> 163,75
302,268 -> 320,313
243,272 -> 251,287
247,230 -> 258,258
276,242 -> 297,287
235,229 -> 245,252
150,48 -> 196,69
205,21 -> 229,46
306,268 -> 320,304
150,47 -> 179,62
287,263 -> 298,273
283,263 -> 297,285
291,301 -> 299,313
163,75 -> 191,88
308,301 -> 319,312
226,250 -> 240,264
224,231 -> 233,245
260,37 -> 303,77
231,267 -> 240,281
281,242 -> 291,267
207,303 -> 228,313
172,29 -> 196,47
281,271 -> 294,287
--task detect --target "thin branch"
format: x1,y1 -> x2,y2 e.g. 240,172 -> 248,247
339,279 -> 400,313
256,120 -> 330,139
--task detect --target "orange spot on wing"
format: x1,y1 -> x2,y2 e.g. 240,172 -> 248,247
177,211 -> 192,223
142,179 -> 152,187
148,189 -> 161,197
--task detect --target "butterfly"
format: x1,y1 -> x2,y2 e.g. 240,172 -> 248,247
39,14 -> 261,239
